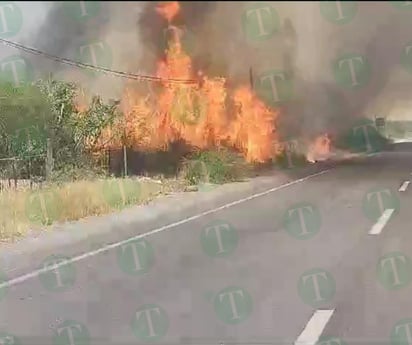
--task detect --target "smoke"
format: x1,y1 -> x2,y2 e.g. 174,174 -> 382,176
23,1 -> 220,101
25,1 -> 412,146
25,1 -> 148,100
161,1 -> 412,145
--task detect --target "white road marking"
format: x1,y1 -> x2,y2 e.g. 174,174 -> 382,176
368,209 -> 395,235
0,169 -> 332,289
294,309 -> 335,345
399,181 -> 410,192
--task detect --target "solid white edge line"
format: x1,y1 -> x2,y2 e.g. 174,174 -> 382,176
294,309 -> 335,345
368,209 -> 395,235
0,169 -> 332,289
399,181 -> 410,192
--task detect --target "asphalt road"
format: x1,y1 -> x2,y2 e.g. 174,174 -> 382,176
1,145 -> 412,345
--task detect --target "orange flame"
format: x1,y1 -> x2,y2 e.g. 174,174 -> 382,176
97,1 -> 280,163
156,1 -> 180,23
74,88 -> 89,113
306,134 -> 331,163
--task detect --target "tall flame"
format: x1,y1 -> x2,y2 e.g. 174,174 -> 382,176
97,1 -> 280,163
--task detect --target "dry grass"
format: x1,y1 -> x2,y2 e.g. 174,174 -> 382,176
0,177 -> 185,242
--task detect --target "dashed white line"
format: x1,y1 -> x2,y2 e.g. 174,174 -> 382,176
399,181 -> 410,192
368,209 -> 395,235
294,309 -> 335,345
0,169 -> 332,289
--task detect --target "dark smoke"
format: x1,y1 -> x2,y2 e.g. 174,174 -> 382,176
137,1 -> 218,73
27,1 -> 412,149
25,2 -> 148,99
25,2 -> 109,76
173,1 -> 412,148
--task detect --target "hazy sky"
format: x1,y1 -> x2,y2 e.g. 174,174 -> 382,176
0,2 -> 49,58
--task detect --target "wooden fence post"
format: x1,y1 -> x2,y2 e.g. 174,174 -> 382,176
249,67 -> 254,90
46,138 -> 53,181
123,145 -> 128,177
12,158 -> 17,189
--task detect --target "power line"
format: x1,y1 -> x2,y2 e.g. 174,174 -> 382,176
0,37 -> 198,85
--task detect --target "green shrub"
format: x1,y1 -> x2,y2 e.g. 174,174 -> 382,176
180,149 -> 247,185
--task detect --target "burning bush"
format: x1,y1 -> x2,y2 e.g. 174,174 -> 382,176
96,1 -> 280,165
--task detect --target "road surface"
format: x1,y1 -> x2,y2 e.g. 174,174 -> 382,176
1,144 -> 412,345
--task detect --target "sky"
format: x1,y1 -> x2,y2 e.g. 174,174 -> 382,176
0,1 -> 49,58
0,1 -> 145,100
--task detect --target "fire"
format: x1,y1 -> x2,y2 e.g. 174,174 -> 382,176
74,88 -> 89,113
156,1 -> 180,23
306,134 -> 331,163
97,1 -> 280,163
229,87 -> 277,162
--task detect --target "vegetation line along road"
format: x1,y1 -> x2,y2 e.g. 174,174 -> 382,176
0,78 -> 258,242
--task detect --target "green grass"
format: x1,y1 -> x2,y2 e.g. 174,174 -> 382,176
179,148 -> 250,186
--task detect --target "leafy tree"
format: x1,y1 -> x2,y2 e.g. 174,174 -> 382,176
35,77 -> 119,171
0,82 -> 50,156
0,77 -> 120,180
